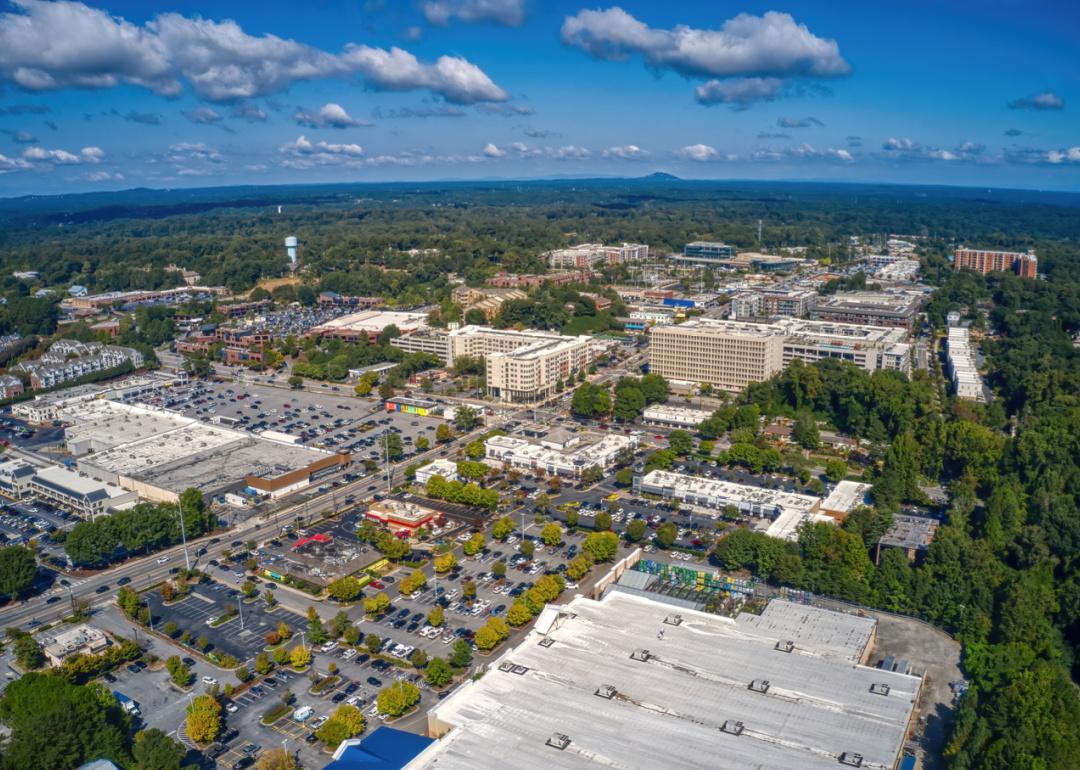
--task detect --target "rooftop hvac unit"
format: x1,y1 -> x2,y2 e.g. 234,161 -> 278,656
720,720 -> 744,736
538,637 -> 555,648
546,733 -> 571,751
663,614 -> 683,626
869,683 -> 891,696
748,679 -> 770,694
594,685 -> 616,700
630,649 -> 651,662
775,640 -> 795,653
839,752 -> 863,767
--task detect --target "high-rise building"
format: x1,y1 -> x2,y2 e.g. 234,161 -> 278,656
954,247 -> 1037,278
649,318 -> 910,391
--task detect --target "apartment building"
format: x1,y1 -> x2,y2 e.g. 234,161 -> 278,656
486,270 -> 589,288
485,334 -> 594,403
649,318 -> 910,391
12,340 -> 144,389
730,288 -> 816,320
945,327 -> 985,402
546,243 -> 648,269
954,247 -> 1038,278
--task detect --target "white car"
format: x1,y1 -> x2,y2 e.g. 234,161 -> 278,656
156,556 -> 168,564
342,648 -> 357,660
201,676 -> 217,687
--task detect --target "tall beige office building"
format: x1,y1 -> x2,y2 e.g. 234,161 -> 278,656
650,320 -> 785,391
649,318 -> 910,391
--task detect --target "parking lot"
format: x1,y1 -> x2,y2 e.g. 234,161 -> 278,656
139,379 -> 441,463
145,582 -> 300,663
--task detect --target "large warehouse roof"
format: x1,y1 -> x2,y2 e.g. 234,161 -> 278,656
414,591 -> 919,770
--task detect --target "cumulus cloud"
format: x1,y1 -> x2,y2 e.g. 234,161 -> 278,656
1008,90 -> 1064,111
372,105 -> 465,119
123,110 -> 163,125
183,107 -> 222,125
695,77 -> 783,108
602,144 -> 648,160
280,135 -> 365,168
482,142 -> 506,157
563,8 -> 849,107
22,144 -> 103,165
880,137 -> 989,163
778,116 -> 823,128
294,103 -> 370,129
84,170 -> 123,181
1047,147 -> 1080,164
0,0 -> 508,104
166,142 -> 224,164
422,0 -> 526,27
676,143 -> 719,161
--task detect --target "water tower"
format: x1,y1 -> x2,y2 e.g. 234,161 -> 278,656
285,236 -> 298,267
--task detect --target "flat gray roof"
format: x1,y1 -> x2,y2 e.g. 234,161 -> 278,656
417,592 -> 919,770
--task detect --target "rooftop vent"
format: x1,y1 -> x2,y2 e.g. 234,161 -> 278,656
869,683 -> 891,696
630,649 -> 651,662
546,733 -> 571,751
538,637 -> 555,648
510,665 -> 529,676
720,720 -> 745,736
748,679 -> 770,694
839,752 -> 863,767
663,614 -> 683,626
595,684 -> 617,700
497,662 -> 515,673
775,640 -> 795,653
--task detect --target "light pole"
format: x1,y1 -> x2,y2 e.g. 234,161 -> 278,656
177,496 -> 191,571
237,597 -> 245,631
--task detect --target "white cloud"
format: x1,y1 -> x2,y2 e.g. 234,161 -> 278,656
695,77 -> 783,107
562,7 -> 848,106
183,106 -> 222,125
83,170 -> 123,181
280,135 -> 365,168
554,145 -> 590,159
166,142 -> 224,164
675,143 -> 718,161
0,153 -> 32,173
602,144 -> 648,160
1008,90 -> 1064,111
294,103 -> 370,129
22,144 -> 102,164
482,143 -> 505,158
1047,147 -> 1080,164
880,137 -> 989,163
0,0 -> 507,104
423,0 -> 526,27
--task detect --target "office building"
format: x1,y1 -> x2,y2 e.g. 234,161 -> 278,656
415,590 -> 920,770
877,515 -> 939,564
809,291 -> 923,330
682,241 -> 735,260
388,329 -> 452,361
414,458 -> 460,486
546,243 -> 648,269
0,458 -> 36,498
641,404 -> 712,429
649,318 -> 910,392
954,247 -> 1037,278
945,327 -> 985,402
29,465 -> 138,520
485,431 -> 637,479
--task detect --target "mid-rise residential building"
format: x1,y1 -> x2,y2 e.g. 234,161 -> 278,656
485,431 -> 637,478
388,329 -> 452,361
0,374 -> 24,399
546,243 -> 648,269
649,318 -> 911,392
12,340 -> 144,390
954,247 -> 1037,278
809,291 -> 923,330
486,270 -> 589,288
945,327 -> 985,402
731,288 -> 816,319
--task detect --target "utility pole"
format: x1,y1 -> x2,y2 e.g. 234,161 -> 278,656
383,430 -> 392,493
238,597 -> 244,631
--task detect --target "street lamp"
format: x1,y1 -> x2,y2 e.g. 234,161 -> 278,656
177,496 -> 191,571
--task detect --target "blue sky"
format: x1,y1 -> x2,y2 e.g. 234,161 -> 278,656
0,0 -> 1076,196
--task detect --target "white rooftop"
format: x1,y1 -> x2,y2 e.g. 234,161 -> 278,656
820,480 -> 873,514
414,591 -> 919,770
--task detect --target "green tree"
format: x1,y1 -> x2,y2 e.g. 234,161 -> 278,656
0,545 -> 37,599
363,592 -> 391,616
435,423 -> 453,443
824,458 -> 848,483
612,385 -> 645,422
582,531 -> 619,562
625,519 -> 647,542
185,694 -> 222,744
491,516 -> 514,541
290,644 -> 312,669
492,560 -> 507,579
327,575 -> 363,602
427,605 -> 445,627
667,430 -> 694,456
655,522 -> 678,549
570,382 -> 611,418
365,634 -> 382,655
463,532 -> 486,556
449,639 -> 472,668
133,728 -> 186,770
541,523 -> 563,546
12,635 -> 44,671
376,681 -> 420,717
792,412 -> 821,450
614,468 -> 633,487
425,657 -> 453,687
519,540 -> 535,559
593,510 -> 612,532
254,652 -> 272,676
453,407 -> 481,432
507,601 -> 534,626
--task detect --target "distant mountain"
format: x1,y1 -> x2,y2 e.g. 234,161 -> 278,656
637,172 -> 682,182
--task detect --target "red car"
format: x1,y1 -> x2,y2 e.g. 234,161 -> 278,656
370,580 -> 385,589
